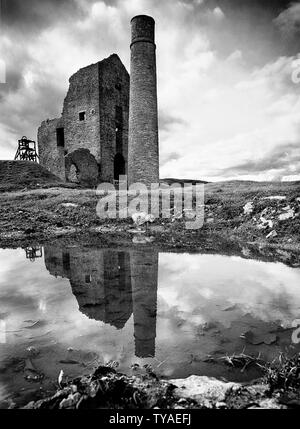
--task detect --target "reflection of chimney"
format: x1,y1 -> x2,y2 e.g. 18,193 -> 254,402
130,250 -> 158,358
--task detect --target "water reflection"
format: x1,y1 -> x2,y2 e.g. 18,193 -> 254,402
1,244 -> 300,408
25,246 -> 43,262
44,246 -> 158,358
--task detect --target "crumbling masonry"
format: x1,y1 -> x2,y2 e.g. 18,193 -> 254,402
38,54 -> 129,187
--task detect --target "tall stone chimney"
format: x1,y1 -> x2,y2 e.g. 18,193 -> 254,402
128,15 -> 159,187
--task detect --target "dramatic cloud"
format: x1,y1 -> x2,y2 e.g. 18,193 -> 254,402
220,142 -> 300,180
0,0 -> 300,181
1,0 -> 85,32
274,2 -> 300,40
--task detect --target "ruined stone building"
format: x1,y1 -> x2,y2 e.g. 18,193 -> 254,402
38,15 -> 159,188
44,245 -> 158,358
38,54 -> 129,187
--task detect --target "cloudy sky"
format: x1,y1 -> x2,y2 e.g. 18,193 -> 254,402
0,0 -> 300,181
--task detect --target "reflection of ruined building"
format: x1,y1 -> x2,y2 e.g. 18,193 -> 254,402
38,55 -> 129,187
38,15 -> 159,188
44,245 -> 158,358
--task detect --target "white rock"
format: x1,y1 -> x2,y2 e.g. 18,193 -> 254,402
262,196 -> 286,201
278,209 -> 295,221
266,230 -> 278,239
258,216 -> 273,229
145,214 -> 155,223
132,212 -> 148,226
132,235 -> 148,244
242,247 -> 251,257
243,202 -> 254,215
170,375 -> 238,405
61,203 -> 78,208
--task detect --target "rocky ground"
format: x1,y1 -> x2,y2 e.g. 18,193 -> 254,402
23,354 -> 300,409
0,180 -> 299,259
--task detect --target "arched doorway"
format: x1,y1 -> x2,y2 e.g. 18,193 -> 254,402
114,153 -> 125,181
65,148 -> 99,187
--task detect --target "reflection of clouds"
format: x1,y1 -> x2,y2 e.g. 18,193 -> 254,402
158,253 -> 300,329
1,247 -> 300,384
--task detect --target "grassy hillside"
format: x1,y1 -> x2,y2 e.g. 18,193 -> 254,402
0,161 -> 64,192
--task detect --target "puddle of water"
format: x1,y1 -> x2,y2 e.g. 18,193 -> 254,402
0,244 -> 300,407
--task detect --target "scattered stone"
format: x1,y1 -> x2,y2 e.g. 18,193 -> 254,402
149,225 -> 164,233
58,370 -> 64,388
225,384 -> 278,409
262,196 -> 286,201
51,227 -> 77,236
241,247 -> 251,257
243,202 -> 254,215
132,212 -> 148,226
59,392 -> 81,409
128,229 -> 146,234
171,375 -> 238,407
258,216 -> 274,230
132,235 -> 148,244
60,203 -> 78,208
266,230 -> 277,239
91,226 -> 118,233
278,208 -> 295,221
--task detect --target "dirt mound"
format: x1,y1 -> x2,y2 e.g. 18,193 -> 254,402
0,161 -> 63,192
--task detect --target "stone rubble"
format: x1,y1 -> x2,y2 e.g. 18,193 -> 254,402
243,196 -> 300,239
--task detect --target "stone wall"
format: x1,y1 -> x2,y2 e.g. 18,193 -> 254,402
37,118 -> 65,180
99,54 -> 129,183
62,63 -> 101,163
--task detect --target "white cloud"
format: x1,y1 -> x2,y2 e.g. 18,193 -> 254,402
274,2 -> 300,39
213,7 -> 225,21
226,49 -> 243,63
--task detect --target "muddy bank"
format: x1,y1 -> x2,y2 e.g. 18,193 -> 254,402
23,354 -> 300,409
